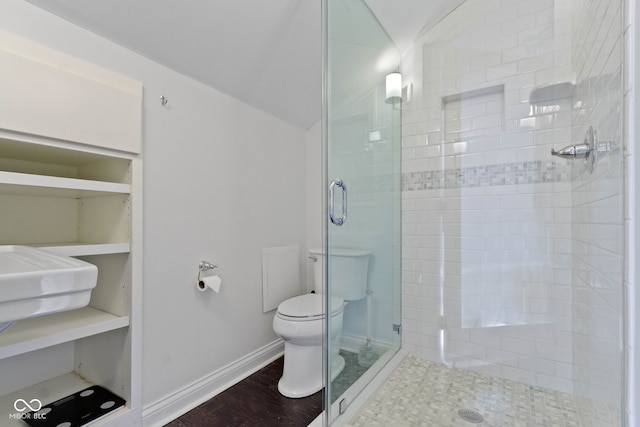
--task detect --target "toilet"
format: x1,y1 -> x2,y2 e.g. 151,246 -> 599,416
273,247 -> 369,398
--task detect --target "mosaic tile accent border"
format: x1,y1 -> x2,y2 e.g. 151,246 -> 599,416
403,160 -> 571,191
346,356 -> 620,427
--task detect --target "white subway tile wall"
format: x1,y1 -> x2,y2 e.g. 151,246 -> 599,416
400,0 -> 623,408
571,0 -> 624,405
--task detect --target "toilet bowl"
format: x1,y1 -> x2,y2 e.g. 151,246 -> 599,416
273,293 -> 345,398
272,247 -> 370,398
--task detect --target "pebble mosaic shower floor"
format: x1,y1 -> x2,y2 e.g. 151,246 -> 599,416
345,356 -> 620,427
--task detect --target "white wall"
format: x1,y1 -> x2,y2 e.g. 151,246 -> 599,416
0,0 -> 307,420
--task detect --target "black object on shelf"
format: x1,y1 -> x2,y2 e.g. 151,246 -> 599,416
23,385 -> 125,426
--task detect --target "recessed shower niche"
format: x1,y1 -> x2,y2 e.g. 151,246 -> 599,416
442,85 -> 505,156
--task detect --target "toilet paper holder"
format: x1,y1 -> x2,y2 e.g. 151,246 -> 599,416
198,261 -> 218,281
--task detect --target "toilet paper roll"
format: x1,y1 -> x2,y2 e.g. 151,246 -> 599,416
197,275 -> 222,293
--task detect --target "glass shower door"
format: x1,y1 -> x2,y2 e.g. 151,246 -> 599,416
324,0 -> 402,423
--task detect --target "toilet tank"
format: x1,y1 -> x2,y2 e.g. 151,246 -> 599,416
308,247 -> 370,301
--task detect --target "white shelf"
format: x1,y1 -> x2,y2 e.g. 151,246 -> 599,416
0,307 -> 129,360
36,243 -> 131,257
0,171 -> 130,198
0,372 -> 131,426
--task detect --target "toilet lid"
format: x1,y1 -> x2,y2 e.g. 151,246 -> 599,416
277,294 -> 344,319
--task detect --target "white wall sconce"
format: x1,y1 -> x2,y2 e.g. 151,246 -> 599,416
385,72 -> 402,104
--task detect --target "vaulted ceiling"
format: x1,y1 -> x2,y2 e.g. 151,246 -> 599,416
25,0 -> 465,129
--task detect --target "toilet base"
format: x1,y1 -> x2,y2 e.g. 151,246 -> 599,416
278,342 -> 346,399
278,341 -> 322,398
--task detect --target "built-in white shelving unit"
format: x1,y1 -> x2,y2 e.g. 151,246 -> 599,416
0,132 -> 142,425
0,29 -> 143,426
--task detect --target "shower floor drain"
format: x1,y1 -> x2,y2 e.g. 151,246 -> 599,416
457,408 -> 485,423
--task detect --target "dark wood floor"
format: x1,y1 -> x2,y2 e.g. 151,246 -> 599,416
165,357 -> 323,427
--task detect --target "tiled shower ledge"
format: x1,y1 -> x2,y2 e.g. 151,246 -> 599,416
344,355 -> 620,427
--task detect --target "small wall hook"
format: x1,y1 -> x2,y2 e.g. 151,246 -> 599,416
160,95 -> 169,106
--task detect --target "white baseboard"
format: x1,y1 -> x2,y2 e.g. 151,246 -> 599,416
142,339 -> 284,427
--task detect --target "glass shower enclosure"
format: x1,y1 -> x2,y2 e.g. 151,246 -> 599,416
324,0 -> 625,425
323,0 -> 402,423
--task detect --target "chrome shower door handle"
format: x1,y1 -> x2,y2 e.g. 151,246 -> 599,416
329,179 -> 347,226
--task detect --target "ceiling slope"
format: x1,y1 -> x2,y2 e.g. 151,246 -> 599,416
25,0 -> 322,129
24,0 -> 464,129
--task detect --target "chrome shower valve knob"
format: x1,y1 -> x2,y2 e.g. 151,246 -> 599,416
550,143 -> 591,159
